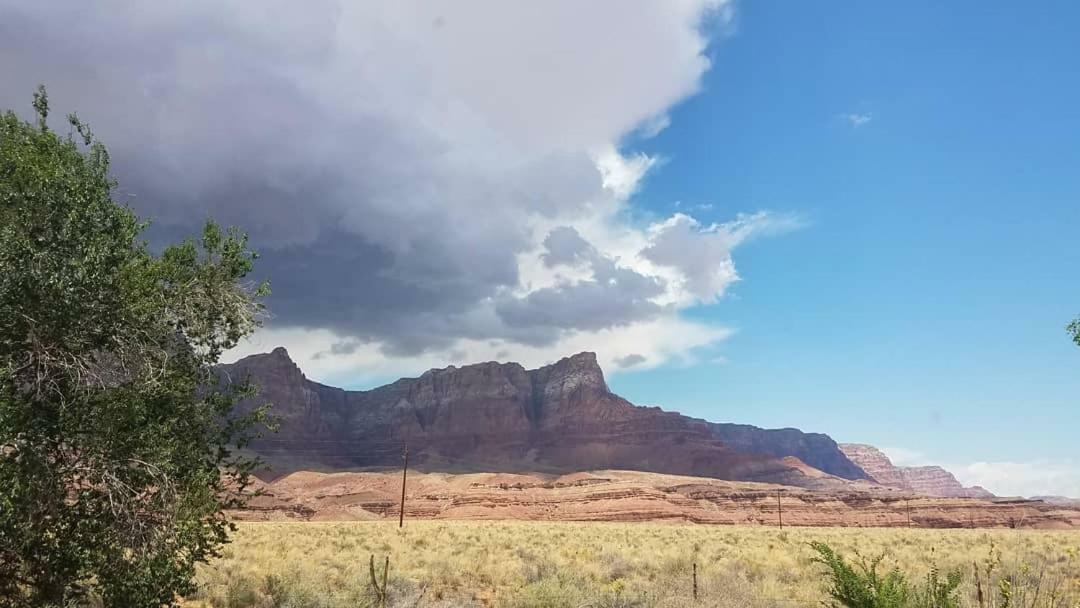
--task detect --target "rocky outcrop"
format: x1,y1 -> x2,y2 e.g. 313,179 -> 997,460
232,469 -> 1080,529
836,443 -> 909,488
222,349 -> 870,488
838,444 -> 993,498
900,466 -> 994,499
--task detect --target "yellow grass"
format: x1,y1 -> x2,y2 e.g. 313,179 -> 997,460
188,521 -> 1080,607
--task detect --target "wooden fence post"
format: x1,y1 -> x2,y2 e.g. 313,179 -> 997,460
369,554 -> 390,608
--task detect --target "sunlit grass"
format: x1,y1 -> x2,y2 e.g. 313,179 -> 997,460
187,521 -> 1080,607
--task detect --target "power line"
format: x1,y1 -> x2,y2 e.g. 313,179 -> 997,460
399,443 -> 408,528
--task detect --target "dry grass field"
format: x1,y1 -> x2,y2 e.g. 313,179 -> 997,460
185,521 -> 1080,608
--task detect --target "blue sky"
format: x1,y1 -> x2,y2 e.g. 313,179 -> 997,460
611,1 -> 1080,495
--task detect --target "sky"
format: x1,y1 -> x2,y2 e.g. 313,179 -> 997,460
1,1 -> 1077,497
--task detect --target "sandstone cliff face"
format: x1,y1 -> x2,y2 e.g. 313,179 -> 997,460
838,443 -> 993,498
900,466 -> 994,499
222,349 -> 869,487
837,443 -> 909,488
233,470 -> 1080,529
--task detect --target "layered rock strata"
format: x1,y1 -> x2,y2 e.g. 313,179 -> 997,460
221,349 -> 869,488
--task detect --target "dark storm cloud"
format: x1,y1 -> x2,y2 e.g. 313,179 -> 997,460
541,226 -> 594,267
496,250 -> 666,333
0,0 -> 726,357
496,279 -> 663,333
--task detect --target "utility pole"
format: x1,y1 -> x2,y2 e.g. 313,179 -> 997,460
399,443 -> 409,528
777,489 -> 783,530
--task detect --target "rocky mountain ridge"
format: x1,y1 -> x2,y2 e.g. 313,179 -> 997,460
222,349 -> 870,489
838,443 -> 993,498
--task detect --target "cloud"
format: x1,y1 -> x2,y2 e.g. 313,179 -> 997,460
614,354 -> 647,369
643,211 -> 805,303
541,226 -> 595,269
844,112 -> 873,127
878,446 -> 931,467
594,144 -> 660,200
0,0 -> 800,379
227,317 -> 732,386
880,447 -> 1080,498
953,460 -> 1080,499
636,114 -> 672,139
495,265 -> 665,336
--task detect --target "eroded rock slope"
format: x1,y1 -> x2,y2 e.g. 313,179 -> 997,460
839,443 -> 993,498
222,349 -> 869,488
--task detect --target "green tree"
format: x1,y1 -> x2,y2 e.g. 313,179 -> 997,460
1068,317 -> 1080,348
0,87 -> 269,607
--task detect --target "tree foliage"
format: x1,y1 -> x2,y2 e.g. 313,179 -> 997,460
1068,317 -> 1080,349
0,87 -> 269,607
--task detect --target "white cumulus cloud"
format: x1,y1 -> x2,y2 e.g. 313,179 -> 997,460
954,460 -> 1080,499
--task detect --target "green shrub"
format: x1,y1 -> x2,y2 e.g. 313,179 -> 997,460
810,542 -> 961,608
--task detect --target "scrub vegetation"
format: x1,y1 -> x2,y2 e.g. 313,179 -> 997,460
186,521 -> 1080,608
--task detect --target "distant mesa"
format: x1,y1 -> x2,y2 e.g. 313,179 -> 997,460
221,348 -> 987,501
221,349 -> 871,490
838,443 -> 994,499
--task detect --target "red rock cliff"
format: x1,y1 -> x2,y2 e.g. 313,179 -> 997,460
222,349 -> 870,488
838,443 -> 993,498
